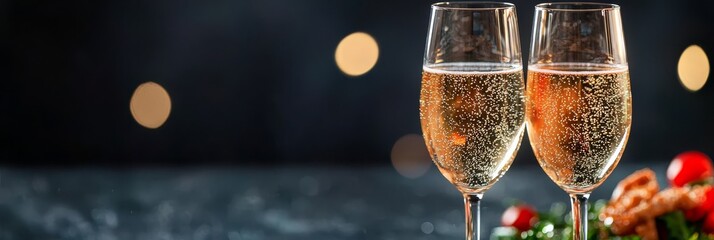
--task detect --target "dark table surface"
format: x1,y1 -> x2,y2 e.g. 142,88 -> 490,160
0,162 -> 670,240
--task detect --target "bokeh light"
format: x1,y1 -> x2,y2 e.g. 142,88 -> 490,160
678,45 -> 710,92
390,134 -> 432,179
130,82 -> 172,129
335,32 -> 379,77
420,221 -> 434,234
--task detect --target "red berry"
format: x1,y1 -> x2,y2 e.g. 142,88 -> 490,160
685,186 -> 714,221
501,205 -> 538,232
703,211 -> 714,234
667,151 -> 713,187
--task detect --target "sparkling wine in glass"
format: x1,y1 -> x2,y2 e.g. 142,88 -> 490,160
420,2 -> 524,239
526,3 -> 631,239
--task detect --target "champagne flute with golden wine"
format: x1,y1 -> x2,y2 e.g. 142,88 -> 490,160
420,2 -> 524,239
526,3 -> 631,240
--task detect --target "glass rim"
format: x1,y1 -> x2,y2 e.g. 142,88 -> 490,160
535,2 -> 620,11
431,1 -> 516,11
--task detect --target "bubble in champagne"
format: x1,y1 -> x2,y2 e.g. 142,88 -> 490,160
526,64 -> 631,193
420,64 -> 525,193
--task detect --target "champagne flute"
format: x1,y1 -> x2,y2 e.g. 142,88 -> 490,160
526,3 -> 631,239
420,2 -> 524,239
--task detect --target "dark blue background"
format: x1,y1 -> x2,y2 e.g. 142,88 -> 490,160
2,0 -> 714,166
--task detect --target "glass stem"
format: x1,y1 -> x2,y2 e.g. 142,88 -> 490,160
569,193 -> 590,240
464,193 -> 483,240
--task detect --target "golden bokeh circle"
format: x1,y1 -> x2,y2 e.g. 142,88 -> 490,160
335,32 -> 379,77
390,134 -> 432,179
130,82 -> 172,129
678,45 -> 710,92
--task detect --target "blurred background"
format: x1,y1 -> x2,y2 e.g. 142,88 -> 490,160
2,0 -> 713,167
1,0 -> 714,239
